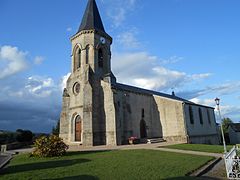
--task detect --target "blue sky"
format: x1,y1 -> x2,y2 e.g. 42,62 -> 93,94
0,0 -> 240,133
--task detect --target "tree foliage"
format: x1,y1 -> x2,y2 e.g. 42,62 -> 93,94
221,118 -> 233,134
52,120 -> 60,136
0,132 -> 16,145
16,129 -> 33,142
31,135 -> 68,157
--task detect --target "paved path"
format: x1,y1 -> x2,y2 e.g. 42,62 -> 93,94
2,142 -> 222,158
68,142 -> 223,158
201,159 -> 227,180
0,153 -> 12,169
68,141 -> 178,151
7,148 -> 34,154
157,148 -> 222,158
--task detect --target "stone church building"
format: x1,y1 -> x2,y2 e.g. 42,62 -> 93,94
60,0 -> 219,146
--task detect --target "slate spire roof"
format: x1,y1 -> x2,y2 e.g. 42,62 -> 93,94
78,0 -> 105,33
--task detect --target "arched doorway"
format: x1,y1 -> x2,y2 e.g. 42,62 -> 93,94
75,115 -> 82,142
140,119 -> 147,139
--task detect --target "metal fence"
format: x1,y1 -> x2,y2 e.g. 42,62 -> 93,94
225,145 -> 240,179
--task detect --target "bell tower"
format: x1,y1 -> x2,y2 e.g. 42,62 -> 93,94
60,0 -> 117,146
71,0 -> 113,80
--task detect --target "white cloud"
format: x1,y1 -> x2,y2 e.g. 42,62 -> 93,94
60,73 -> 71,91
179,81 -> 240,100
112,52 -> 210,91
108,8 -> 125,28
213,82 -> 240,95
25,76 -> 55,97
220,105 -> 240,118
189,97 -> 240,122
128,0 -> 136,6
190,73 -> 212,80
190,98 -> 216,107
116,29 -> 140,49
0,45 -> 28,79
159,56 -> 183,65
140,66 -> 186,90
0,74 -> 63,132
103,0 -> 137,28
66,27 -> 72,32
8,91 -> 24,98
34,56 -> 44,65
112,52 -> 155,78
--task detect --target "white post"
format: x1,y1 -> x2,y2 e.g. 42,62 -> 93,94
215,98 -> 227,154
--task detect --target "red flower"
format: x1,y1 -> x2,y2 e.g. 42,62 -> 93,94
128,136 -> 137,141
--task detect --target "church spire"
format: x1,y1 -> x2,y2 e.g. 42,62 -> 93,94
78,0 -> 105,33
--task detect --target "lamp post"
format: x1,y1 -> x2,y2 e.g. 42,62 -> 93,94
215,97 -> 227,153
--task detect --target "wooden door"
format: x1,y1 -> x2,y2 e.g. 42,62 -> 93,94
75,117 -> 82,142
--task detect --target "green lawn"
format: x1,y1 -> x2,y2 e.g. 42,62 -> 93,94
0,150 -> 214,180
162,144 -> 233,153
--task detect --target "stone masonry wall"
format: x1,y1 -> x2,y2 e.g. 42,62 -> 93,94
184,104 -> 219,144
114,89 -> 187,145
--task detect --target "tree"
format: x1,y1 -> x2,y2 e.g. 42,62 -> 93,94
16,129 -> 33,142
219,117 -> 233,144
222,118 -> 233,134
0,132 -> 16,144
52,119 -> 60,136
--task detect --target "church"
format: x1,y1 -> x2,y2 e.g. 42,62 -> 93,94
59,0 -> 219,146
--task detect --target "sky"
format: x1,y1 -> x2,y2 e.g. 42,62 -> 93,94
0,0 -> 240,133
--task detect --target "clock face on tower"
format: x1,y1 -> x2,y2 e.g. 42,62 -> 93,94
100,37 -> 106,44
73,82 -> 80,95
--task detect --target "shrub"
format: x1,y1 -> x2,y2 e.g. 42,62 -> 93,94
31,135 -> 68,157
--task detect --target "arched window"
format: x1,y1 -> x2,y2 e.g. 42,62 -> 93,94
141,109 -> 145,118
74,47 -> 81,71
98,49 -> 103,68
207,109 -> 211,124
189,106 -> 194,124
77,49 -> 81,68
86,46 -> 89,64
199,108 -> 203,125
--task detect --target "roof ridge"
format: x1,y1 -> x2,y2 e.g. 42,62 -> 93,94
112,83 -> 214,109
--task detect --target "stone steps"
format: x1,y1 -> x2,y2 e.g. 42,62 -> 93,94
147,138 -> 165,144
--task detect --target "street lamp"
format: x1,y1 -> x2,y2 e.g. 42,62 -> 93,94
215,97 -> 227,153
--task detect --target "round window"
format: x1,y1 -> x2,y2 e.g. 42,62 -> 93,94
73,82 -> 80,95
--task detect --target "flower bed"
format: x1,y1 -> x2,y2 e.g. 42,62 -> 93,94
128,137 -> 140,145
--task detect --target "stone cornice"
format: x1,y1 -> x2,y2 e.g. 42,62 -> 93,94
70,30 -> 112,44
